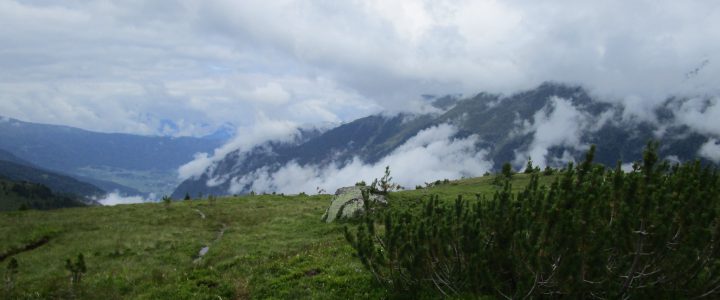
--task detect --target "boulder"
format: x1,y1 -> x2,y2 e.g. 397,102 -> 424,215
321,186 -> 387,223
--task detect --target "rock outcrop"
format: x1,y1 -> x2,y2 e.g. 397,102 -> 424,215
322,186 -> 387,223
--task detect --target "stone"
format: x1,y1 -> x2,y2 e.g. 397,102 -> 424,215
321,186 -> 387,223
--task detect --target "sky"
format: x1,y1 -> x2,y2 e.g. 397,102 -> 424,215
1,0 -> 720,137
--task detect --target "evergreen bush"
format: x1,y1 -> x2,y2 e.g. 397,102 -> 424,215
345,143 -> 720,298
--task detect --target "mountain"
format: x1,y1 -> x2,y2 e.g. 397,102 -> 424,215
0,149 -> 104,205
173,82 -> 716,198
0,118 -> 225,196
0,177 -> 87,211
0,147 -> 142,197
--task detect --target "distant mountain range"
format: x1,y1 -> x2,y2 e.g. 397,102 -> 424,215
173,82 -> 716,198
0,118 -> 227,197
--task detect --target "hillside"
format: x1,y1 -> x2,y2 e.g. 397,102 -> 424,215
0,118 -> 225,196
174,83 -> 712,198
0,159 -> 105,202
0,174 -> 540,299
0,178 -> 86,211
0,149 -> 141,198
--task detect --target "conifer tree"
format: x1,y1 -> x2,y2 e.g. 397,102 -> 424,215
524,157 -> 534,173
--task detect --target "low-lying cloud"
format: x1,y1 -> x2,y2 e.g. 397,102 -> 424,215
513,97 -> 612,168
178,116 -> 303,181
671,97 -> 720,137
96,192 -> 148,206
699,139 -> 720,162
227,124 -> 492,195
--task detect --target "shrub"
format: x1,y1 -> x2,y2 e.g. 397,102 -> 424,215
543,165 -> 555,176
66,253 -> 87,286
345,143 -> 720,298
161,195 -> 172,208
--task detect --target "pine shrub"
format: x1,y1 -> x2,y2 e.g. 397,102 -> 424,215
345,143 -> 720,298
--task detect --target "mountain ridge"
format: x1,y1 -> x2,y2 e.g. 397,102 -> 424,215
173,82 -> 716,198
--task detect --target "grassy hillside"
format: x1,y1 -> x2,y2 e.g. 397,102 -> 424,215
0,175 -> 540,299
1,195 -> 373,299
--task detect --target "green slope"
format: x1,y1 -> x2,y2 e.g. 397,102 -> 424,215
1,175 -> 542,299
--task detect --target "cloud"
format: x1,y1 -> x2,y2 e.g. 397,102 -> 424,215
177,116 -> 302,180
227,124 -> 493,194
671,97 -> 720,136
699,139 -> 720,162
514,97 -> 599,167
178,152 -> 213,181
96,192 -> 148,206
2,1 -> 719,136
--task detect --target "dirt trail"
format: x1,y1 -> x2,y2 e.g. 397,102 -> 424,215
192,207 -> 226,264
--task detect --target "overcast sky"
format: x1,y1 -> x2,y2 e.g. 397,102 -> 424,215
1,0 -> 719,136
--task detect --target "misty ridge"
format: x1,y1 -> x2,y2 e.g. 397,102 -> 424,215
173,82 -> 720,199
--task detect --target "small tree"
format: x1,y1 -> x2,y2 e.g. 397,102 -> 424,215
543,165 -> 554,176
493,162 -> 514,186
184,192 -> 191,201
65,253 -> 86,286
524,157 -> 534,173
378,166 -> 400,194
161,195 -> 172,209
501,162 -> 513,178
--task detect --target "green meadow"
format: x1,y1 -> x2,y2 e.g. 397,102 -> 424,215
1,174 -> 544,299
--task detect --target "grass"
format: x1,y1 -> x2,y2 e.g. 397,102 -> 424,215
0,174 -> 550,299
389,173 -> 557,209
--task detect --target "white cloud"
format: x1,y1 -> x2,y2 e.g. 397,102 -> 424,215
228,124 -> 493,194
97,192 -> 147,206
247,82 -> 291,105
177,116 -> 301,180
514,97 -> 595,167
672,97 -> 720,136
699,139 -> 720,162
178,152 -> 213,181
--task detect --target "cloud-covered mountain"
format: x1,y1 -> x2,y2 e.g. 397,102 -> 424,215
0,118 -> 225,196
173,83 -> 718,198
